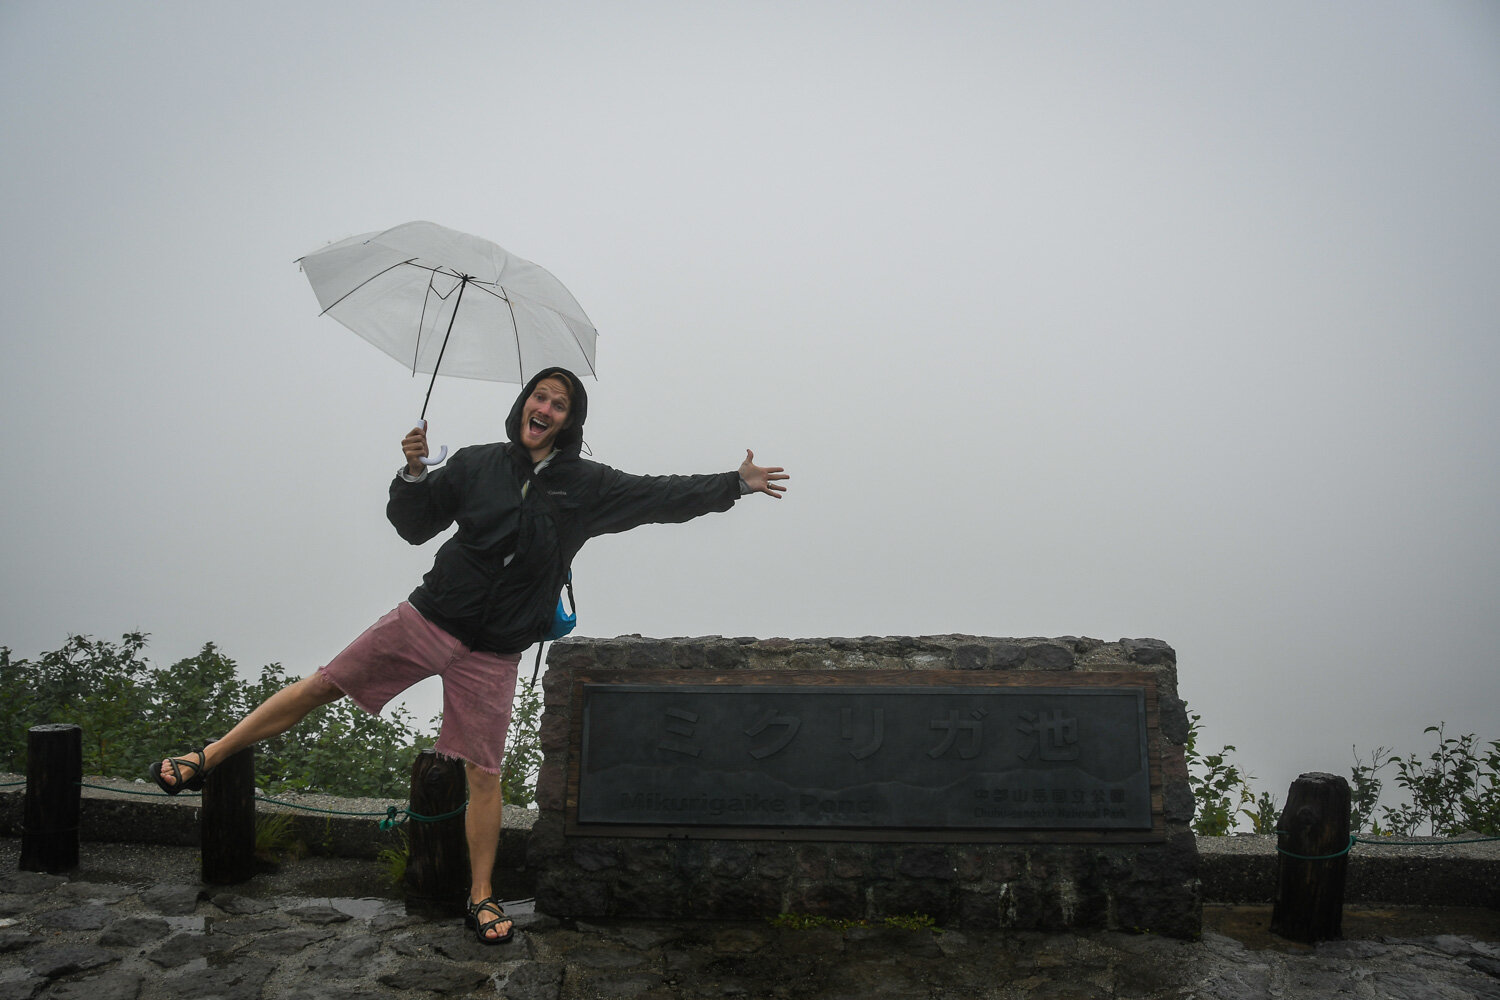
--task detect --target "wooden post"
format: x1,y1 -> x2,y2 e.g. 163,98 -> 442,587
1271,771 -> 1351,943
201,742 -> 257,885
19,724 -> 82,874
403,749 -> 469,916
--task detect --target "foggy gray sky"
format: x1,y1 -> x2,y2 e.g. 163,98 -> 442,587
2,2 -> 1496,821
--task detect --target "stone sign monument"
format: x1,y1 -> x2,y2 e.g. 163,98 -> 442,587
529,635 -> 1200,938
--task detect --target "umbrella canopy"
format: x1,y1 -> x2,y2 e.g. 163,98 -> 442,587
297,219 -> 597,399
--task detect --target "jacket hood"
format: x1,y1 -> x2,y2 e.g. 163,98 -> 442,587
505,366 -> 589,460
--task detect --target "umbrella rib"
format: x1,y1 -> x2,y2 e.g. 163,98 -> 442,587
412,275 -> 439,374
460,280 -> 508,302
398,260 -> 460,280
319,257 -> 464,314
463,280 -> 596,379
425,272 -> 466,300
317,258 -> 421,315
565,321 -> 598,378
505,294 -> 524,380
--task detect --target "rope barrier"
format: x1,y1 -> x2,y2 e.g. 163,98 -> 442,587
64,781 -> 466,828
374,803 -> 469,830
78,781 -> 200,799
253,794 -> 467,830
255,794 -> 403,820
1276,835 -> 1356,861
1275,831 -> 1500,860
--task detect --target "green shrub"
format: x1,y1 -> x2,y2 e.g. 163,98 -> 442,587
1247,790 -> 1279,835
0,632 -> 543,804
1350,724 -> 1500,837
254,812 -> 304,864
502,679 -> 543,807
377,829 -> 410,888
1184,709 -> 1256,836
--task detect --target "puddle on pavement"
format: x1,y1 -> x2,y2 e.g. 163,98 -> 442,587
501,898 -> 536,917
263,895 -> 405,921
164,915 -> 206,933
329,896 -> 404,920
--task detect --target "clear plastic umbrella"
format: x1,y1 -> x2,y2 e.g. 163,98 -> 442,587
297,221 -> 597,466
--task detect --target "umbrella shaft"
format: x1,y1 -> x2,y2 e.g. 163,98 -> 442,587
420,276 -> 469,420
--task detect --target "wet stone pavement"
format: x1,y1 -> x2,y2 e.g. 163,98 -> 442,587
2,840 -> 1500,999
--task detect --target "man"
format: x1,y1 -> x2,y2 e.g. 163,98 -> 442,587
151,367 -> 788,945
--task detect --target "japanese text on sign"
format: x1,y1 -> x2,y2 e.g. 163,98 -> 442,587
577,684 -> 1152,831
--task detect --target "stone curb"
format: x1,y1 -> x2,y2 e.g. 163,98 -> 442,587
3,778 -> 1498,908
1199,832 -> 1500,907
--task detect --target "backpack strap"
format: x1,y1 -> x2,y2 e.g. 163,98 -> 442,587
528,470 -> 577,689
530,570 -> 575,688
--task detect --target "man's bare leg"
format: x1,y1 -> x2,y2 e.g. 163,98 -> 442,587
465,761 -> 512,941
155,671 -> 346,786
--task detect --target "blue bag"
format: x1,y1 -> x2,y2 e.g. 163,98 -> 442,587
543,571 -> 577,641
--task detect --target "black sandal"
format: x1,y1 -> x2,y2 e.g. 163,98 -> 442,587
465,896 -> 515,945
149,749 -> 209,796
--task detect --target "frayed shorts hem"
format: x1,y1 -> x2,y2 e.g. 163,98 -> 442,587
432,749 -> 504,776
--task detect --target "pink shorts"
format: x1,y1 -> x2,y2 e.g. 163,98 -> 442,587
319,602 -> 521,774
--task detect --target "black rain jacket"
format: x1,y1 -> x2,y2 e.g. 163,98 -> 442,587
386,367 -> 740,654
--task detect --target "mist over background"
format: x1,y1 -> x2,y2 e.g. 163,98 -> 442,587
3,2 -> 1497,816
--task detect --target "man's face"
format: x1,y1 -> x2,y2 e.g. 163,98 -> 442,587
519,376 -> 572,457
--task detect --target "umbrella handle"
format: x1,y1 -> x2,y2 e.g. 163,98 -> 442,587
417,420 -> 449,467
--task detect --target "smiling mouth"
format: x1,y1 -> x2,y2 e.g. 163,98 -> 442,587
528,416 -> 551,436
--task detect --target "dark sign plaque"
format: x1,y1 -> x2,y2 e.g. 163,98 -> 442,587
572,672 -> 1156,836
